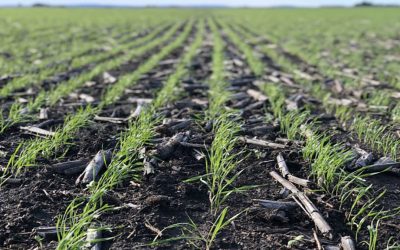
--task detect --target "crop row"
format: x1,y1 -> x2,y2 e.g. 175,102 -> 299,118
0,21 -> 185,134
221,16 -> 400,248
0,24 -> 170,98
2,20 -> 194,178
56,19 -> 204,249
0,9 -> 193,72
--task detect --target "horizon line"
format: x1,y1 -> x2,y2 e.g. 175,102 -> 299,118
1,1 -> 400,8
1,4 -> 399,8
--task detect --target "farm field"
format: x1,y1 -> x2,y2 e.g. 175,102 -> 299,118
0,7 -> 400,249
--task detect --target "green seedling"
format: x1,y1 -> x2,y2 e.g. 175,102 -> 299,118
56,197 -> 113,250
287,235 -> 305,248
0,103 -> 32,133
153,207 -> 243,250
280,110 -> 310,140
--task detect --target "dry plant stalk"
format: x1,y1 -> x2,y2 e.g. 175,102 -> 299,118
20,125 -> 55,136
239,136 -> 286,149
270,171 -> 333,239
76,150 -> 112,185
277,153 -> 310,187
341,236 -> 356,250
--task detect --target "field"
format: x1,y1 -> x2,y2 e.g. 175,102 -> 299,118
0,7 -> 400,249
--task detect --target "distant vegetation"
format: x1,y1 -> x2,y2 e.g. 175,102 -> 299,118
355,1 -> 399,7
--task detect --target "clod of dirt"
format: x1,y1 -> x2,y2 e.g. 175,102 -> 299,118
174,100 -> 205,110
255,199 -> 298,211
205,120 -> 213,132
153,131 -> 189,160
355,152 -> 374,168
144,195 -> 171,207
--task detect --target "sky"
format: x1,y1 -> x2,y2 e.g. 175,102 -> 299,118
2,0 -> 400,7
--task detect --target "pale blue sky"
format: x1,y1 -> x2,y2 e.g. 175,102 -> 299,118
2,0 -> 400,7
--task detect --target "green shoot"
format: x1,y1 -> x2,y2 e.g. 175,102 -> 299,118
153,207 -> 243,250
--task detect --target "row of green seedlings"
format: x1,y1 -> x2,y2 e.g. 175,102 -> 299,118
2,19 -> 144,65
0,21 -> 183,134
20,27 -> 106,60
1,22 -> 65,46
216,19 -> 264,77
263,82 -> 400,249
1,20 -> 194,182
55,19 -> 205,250
2,23 -> 103,61
2,18 -> 107,45
297,27 -> 400,101
304,39 -> 400,124
306,64 -> 399,159
252,25 -> 400,154
0,23 -> 138,92
233,23 -> 400,161
369,90 -> 400,122
0,22 -> 169,98
312,22 -> 398,84
0,20 -> 166,99
35,24 -> 139,60
0,26 -> 111,76
1,24 -> 99,63
217,22 -> 400,249
153,19 -> 255,250
220,20 -> 344,245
